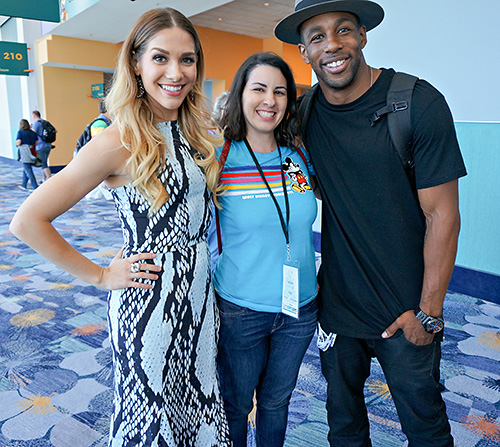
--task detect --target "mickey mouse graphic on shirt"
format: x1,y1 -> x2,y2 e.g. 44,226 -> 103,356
281,157 -> 312,193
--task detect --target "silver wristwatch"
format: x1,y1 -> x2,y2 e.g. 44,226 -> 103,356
414,307 -> 444,334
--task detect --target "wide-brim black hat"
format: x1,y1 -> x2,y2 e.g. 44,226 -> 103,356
274,0 -> 384,45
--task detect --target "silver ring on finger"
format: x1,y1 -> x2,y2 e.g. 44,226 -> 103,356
130,262 -> 140,274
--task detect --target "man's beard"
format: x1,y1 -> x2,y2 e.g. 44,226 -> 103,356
314,53 -> 361,91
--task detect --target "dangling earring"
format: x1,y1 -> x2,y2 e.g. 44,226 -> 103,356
136,75 -> 145,98
190,91 -> 195,101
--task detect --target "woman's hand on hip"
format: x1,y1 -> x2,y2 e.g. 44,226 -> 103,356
99,248 -> 162,290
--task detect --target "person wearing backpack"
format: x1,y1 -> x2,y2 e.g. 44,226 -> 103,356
74,99 -> 113,200
74,99 -> 112,157
32,110 -> 55,182
90,99 -> 111,137
275,1 -> 466,446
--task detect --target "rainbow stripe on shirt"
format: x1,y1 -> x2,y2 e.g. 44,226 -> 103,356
220,164 -> 292,197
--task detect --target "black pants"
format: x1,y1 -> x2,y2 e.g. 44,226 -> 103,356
320,332 -> 453,447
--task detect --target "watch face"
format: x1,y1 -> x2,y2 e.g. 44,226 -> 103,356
425,319 -> 444,334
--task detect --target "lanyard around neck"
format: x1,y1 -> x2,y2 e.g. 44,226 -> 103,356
243,138 -> 290,245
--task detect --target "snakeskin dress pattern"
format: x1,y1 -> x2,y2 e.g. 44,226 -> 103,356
107,121 -> 231,446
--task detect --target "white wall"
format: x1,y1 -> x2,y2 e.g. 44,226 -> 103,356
0,18 -> 43,159
364,0 -> 500,123
0,72 -> 10,158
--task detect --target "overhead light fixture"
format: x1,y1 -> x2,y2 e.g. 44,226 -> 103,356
264,2 -> 269,5
218,17 -> 223,21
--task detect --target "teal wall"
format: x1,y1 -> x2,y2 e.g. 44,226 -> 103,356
455,122 -> 500,275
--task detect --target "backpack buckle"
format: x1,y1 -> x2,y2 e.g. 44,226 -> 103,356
370,105 -> 391,126
391,101 -> 408,112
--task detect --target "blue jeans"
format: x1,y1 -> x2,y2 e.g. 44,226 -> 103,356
320,332 -> 453,447
216,295 -> 317,447
22,163 -> 39,189
36,146 -> 51,169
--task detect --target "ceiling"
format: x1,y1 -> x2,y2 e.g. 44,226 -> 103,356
45,0 -> 295,44
190,0 -> 294,40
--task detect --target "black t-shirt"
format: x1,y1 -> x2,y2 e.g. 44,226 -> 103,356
305,68 -> 467,338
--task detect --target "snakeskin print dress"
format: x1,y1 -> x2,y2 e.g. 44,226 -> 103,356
107,121 -> 231,446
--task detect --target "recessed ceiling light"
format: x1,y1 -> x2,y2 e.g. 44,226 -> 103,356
218,17 -> 223,21
264,2 -> 269,5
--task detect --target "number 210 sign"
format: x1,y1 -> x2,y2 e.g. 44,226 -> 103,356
0,42 -> 29,76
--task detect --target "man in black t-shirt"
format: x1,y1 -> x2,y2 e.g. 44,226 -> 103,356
275,1 -> 466,446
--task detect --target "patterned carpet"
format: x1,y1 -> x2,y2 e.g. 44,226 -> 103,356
1,157 -> 499,447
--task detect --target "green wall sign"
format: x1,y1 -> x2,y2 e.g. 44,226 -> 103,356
0,0 -> 60,23
0,42 -> 29,76
91,83 -> 104,98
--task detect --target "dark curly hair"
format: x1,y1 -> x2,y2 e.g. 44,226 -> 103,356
220,52 -> 301,147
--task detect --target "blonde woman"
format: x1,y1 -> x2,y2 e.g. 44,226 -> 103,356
11,8 -> 230,447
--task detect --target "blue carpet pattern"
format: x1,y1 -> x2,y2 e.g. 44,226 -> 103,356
1,158 -> 499,447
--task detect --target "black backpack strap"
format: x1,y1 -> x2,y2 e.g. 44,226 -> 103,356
298,84 -> 320,142
370,72 -> 418,172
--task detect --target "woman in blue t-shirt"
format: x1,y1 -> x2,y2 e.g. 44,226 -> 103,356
214,52 -> 318,447
16,119 -> 39,190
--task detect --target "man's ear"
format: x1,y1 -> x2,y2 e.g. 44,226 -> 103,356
298,44 -> 310,64
359,25 -> 367,50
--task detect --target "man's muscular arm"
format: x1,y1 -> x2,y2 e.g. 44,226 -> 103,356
382,179 -> 461,345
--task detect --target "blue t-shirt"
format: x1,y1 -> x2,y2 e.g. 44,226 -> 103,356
32,120 -> 52,150
16,129 -> 38,146
213,140 -> 318,312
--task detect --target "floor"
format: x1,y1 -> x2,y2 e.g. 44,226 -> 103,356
1,158 -> 499,447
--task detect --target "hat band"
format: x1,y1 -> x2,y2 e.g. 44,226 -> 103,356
296,0 -> 329,11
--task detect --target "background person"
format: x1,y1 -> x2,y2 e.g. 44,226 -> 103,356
90,98 -> 111,137
31,110 -> 53,182
214,52 -> 318,447
206,90 -> 229,270
11,8 -> 230,446
84,98 -> 113,200
275,0 -> 467,445
74,98 -> 112,157
212,90 -> 229,127
16,119 -> 39,191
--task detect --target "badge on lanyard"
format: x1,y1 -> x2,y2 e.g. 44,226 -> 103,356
282,256 -> 300,319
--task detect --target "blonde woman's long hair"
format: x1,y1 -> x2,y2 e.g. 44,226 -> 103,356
106,8 -> 221,213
